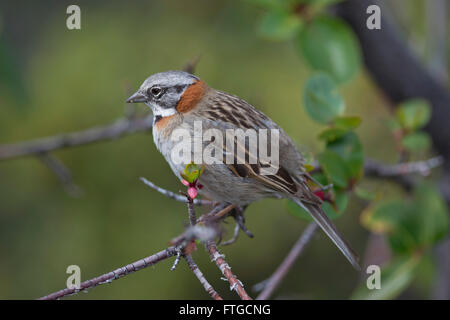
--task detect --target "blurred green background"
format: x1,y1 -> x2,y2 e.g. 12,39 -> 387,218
0,0 -> 444,299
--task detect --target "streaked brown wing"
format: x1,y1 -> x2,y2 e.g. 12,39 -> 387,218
201,91 -> 300,196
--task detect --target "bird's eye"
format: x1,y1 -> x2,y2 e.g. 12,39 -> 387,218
148,86 -> 163,98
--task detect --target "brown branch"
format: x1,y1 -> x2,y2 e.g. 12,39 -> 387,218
206,241 -> 252,300
39,246 -> 177,300
366,156 -> 443,177
0,115 -> 154,160
197,204 -> 236,224
184,254 -> 223,300
40,221 -> 219,300
311,156 -> 443,192
0,56 -> 201,162
187,198 -> 196,226
363,156 -> 443,191
183,189 -> 243,300
256,222 -> 318,300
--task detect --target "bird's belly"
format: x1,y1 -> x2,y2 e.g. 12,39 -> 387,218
153,125 -> 281,205
197,164 -> 280,205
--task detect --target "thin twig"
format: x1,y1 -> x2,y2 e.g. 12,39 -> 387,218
363,157 -> 443,191
1,55 -> 201,162
364,156 -> 444,177
310,156 -> 444,191
140,177 -> 213,206
187,198 -> 196,226
206,241 -> 252,300
39,246 -> 177,300
0,115 -> 154,161
41,221 -> 219,300
197,204 -> 236,224
38,152 -> 83,197
256,222 -> 318,300
184,254 -> 223,300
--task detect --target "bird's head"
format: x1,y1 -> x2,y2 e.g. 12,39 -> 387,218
126,70 -> 206,119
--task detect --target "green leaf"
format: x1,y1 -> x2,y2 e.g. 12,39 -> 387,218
402,131 -> 431,152
322,190 -> 348,218
414,182 -> 449,247
318,117 -> 361,142
319,128 -> 347,142
351,255 -> 420,300
333,116 -> 361,130
361,183 -> 449,254
257,10 -> 303,41
318,127 -> 347,142
385,118 -> 402,132
326,131 -> 364,180
396,99 -> 431,131
354,187 -> 376,201
318,149 -> 350,188
303,72 -> 345,124
182,163 -> 204,183
296,15 -> 361,83
361,200 -> 404,234
361,200 -> 417,253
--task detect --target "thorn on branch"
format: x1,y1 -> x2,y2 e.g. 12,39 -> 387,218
206,241 -> 252,300
171,250 -> 182,271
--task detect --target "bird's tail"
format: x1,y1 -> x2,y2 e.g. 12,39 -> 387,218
293,198 -> 361,271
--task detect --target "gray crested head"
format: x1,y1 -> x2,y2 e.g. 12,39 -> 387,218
141,70 -> 199,89
126,71 -> 200,118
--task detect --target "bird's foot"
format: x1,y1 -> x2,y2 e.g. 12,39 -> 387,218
222,206 -> 254,246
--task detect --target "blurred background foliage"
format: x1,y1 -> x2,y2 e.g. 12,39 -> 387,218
0,0 -> 448,299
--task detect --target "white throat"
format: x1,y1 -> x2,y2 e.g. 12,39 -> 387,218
146,102 -> 177,118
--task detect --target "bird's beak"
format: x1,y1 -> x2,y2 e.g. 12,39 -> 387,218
126,92 -> 147,103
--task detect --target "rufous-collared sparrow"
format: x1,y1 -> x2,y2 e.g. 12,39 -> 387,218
127,70 -> 360,270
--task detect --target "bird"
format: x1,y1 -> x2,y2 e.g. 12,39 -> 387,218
126,70 -> 360,270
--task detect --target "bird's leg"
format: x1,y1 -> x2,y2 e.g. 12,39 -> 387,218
222,206 -> 254,246
221,223 -> 240,246
232,206 -> 254,239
